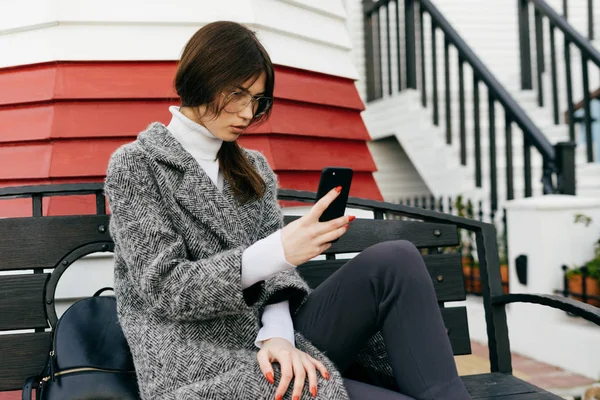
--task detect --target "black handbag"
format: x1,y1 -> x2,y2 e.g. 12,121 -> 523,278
22,288 -> 140,400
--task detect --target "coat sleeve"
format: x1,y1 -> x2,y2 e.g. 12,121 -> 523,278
105,146 -> 259,321
248,151 -> 311,316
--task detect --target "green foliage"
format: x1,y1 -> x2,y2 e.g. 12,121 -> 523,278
566,214 -> 600,281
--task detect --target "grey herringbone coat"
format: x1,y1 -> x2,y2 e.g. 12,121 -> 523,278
104,123 -> 391,399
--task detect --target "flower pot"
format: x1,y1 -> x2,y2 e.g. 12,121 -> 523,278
568,275 -> 600,307
500,263 -> 509,294
462,263 -> 481,294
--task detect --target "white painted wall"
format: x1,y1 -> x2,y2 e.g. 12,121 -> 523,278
501,195 -> 600,380
367,135 -> 431,202
0,0 -> 358,79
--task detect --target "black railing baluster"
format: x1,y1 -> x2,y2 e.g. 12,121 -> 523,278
563,0 -> 568,19
420,4 -> 427,107
588,0 -> 594,40
376,8 -> 384,99
364,7 -> 375,102
535,9 -> 545,106
489,93 -> 498,214
444,37 -> 452,144
524,137 -> 533,197
432,23 -> 439,125
396,0 -> 403,91
405,0 -> 417,89
565,40 -> 575,141
474,75 -> 482,187
386,3 -> 393,96
549,23 -> 559,125
478,200 -> 484,222
519,0 -> 533,90
459,56 -> 466,165
582,56 -> 594,162
505,115 -> 515,200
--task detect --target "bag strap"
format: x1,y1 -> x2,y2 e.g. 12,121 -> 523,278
22,376 -> 38,400
93,287 -> 115,297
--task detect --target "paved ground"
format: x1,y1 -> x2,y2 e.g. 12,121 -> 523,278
0,341 -> 596,399
455,341 -> 597,399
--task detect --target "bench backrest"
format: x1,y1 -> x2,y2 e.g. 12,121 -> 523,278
0,190 -> 471,392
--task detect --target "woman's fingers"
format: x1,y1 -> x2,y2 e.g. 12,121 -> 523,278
256,349 -> 275,385
302,354 -> 319,398
308,355 -> 330,380
318,225 -> 349,245
290,353 -> 307,400
308,187 -> 341,221
275,351 -> 293,400
323,214 -> 353,232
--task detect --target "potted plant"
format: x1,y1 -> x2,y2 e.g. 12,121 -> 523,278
566,215 -> 600,307
496,228 -> 510,294
455,196 -> 509,294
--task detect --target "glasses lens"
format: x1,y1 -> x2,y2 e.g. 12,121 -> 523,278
254,97 -> 272,116
224,92 -> 251,113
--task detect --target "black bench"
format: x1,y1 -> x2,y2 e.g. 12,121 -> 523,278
1,183 -> 599,399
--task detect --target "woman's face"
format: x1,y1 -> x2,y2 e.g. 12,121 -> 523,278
188,72 -> 267,142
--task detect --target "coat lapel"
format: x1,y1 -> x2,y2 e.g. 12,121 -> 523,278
136,123 -> 253,248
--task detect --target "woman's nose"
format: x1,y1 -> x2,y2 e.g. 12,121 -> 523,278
238,101 -> 254,120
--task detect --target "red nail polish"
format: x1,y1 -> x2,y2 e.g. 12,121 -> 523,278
276,396 -> 283,400
311,386 -> 317,397
345,224 -> 349,229
293,396 -> 300,400
348,215 -> 356,222
324,372 -> 330,380
335,186 -> 342,193
266,372 -> 274,384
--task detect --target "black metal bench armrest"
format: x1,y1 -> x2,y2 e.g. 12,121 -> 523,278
491,293 -> 600,326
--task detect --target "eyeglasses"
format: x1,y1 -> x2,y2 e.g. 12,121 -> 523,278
222,91 -> 272,117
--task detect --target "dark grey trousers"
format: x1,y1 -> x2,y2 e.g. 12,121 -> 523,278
293,240 -> 471,400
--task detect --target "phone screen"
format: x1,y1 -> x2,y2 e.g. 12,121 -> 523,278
316,167 -> 353,223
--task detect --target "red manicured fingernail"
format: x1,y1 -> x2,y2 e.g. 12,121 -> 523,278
324,372 -> 330,380
293,396 -> 300,400
335,186 -> 342,193
345,224 -> 349,229
311,386 -> 317,397
266,372 -> 274,384
276,396 -> 282,400
348,215 -> 356,222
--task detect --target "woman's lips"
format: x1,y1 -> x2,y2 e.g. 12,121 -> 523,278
231,125 -> 246,133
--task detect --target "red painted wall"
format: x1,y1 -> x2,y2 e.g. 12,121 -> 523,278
0,61 -> 381,217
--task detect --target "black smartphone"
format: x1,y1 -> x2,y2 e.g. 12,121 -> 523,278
316,167 -> 353,223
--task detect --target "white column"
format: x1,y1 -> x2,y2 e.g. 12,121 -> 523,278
504,194 -> 600,379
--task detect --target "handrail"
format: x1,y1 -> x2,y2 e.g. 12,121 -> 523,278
421,0 -> 556,161
531,0 -> 600,66
363,0 -> 577,207
519,0 -> 599,162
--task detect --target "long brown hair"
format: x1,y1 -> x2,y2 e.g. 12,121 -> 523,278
174,21 -> 275,204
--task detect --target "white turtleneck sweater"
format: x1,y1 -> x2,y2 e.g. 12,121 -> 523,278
166,106 -> 296,348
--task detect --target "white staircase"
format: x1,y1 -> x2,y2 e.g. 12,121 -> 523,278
430,0 -> 600,198
344,0 -> 600,214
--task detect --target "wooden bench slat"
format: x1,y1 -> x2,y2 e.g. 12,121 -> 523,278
297,253 -> 465,303
0,215 -> 111,271
0,274 -> 49,331
0,332 -> 51,391
284,216 -> 459,251
442,306 -> 471,355
461,373 -> 557,399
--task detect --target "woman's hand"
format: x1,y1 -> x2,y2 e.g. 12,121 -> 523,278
257,337 -> 330,399
281,186 -> 355,266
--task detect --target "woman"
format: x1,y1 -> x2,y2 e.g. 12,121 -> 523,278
104,21 -> 471,400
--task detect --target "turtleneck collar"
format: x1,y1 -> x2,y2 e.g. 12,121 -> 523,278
166,105 -> 223,161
